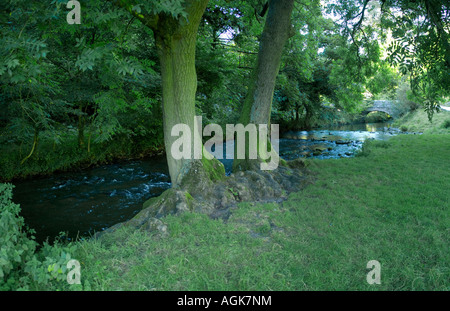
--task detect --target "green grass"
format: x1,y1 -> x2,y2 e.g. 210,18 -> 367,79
40,132 -> 449,291
394,109 -> 450,134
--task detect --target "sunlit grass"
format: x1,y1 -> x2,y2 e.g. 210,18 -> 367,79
394,109 -> 450,134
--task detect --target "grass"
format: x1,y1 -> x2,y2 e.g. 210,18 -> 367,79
41,132 -> 449,291
394,109 -> 450,134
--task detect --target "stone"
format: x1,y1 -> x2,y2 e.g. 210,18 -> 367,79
336,140 -> 351,145
99,158 -> 313,237
142,218 -> 169,237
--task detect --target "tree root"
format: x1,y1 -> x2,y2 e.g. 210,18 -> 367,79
95,158 -> 314,239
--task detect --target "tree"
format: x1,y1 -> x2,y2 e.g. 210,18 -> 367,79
0,1 -> 157,164
107,0 -> 225,187
328,0 -> 450,120
233,0 -> 295,172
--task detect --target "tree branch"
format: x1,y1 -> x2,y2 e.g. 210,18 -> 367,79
106,0 -> 159,30
352,0 -> 370,35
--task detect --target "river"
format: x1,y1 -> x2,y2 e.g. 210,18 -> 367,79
13,122 -> 395,243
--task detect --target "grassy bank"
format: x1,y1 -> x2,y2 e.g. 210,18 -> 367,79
394,109 -> 450,134
5,131 -> 444,291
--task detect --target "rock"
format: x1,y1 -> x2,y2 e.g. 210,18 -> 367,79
336,140 -> 351,145
313,146 -> 328,152
287,158 -> 306,169
98,159 -> 313,239
142,218 -> 169,237
299,151 -> 310,158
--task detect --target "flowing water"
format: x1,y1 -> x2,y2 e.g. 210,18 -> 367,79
12,122 -> 395,243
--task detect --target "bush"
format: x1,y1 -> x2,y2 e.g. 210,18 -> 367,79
0,183 -> 79,290
400,125 -> 408,132
393,80 -> 420,116
442,119 -> 450,129
0,183 -> 38,289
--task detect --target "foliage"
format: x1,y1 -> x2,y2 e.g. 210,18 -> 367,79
364,111 -> 392,123
366,62 -> 400,100
385,0 -> 449,120
0,0 -> 449,291
328,0 -> 450,120
0,183 -> 37,286
0,183 -> 81,290
0,0 -> 164,180
442,119 -> 450,129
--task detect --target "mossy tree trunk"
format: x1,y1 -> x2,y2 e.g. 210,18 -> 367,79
154,7 -> 207,186
111,0 -> 224,187
233,0 -> 295,172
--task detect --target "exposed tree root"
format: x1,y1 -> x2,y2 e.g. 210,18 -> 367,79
96,158 -> 314,238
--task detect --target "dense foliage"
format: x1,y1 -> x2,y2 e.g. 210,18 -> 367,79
0,183 -> 80,290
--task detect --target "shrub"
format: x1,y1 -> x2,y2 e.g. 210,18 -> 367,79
400,125 -> 408,132
442,119 -> 450,129
0,183 -> 79,290
393,80 -> 420,116
0,183 -> 38,289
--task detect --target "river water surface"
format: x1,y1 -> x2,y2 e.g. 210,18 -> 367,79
13,122 -> 395,243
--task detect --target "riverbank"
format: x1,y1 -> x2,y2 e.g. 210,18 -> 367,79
0,132 -> 164,182
81,134 -> 450,291
0,106 -> 408,183
4,128 -> 448,291
393,108 -> 450,134
279,109 -> 366,132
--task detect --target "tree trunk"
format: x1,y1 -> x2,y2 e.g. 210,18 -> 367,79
77,104 -> 85,148
152,0 -> 224,187
304,105 -> 313,130
155,25 -> 199,185
234,0 -> 294,172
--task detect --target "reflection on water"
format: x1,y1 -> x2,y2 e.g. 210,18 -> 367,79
279,122 -> 395,160
13,121 -> 396,243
